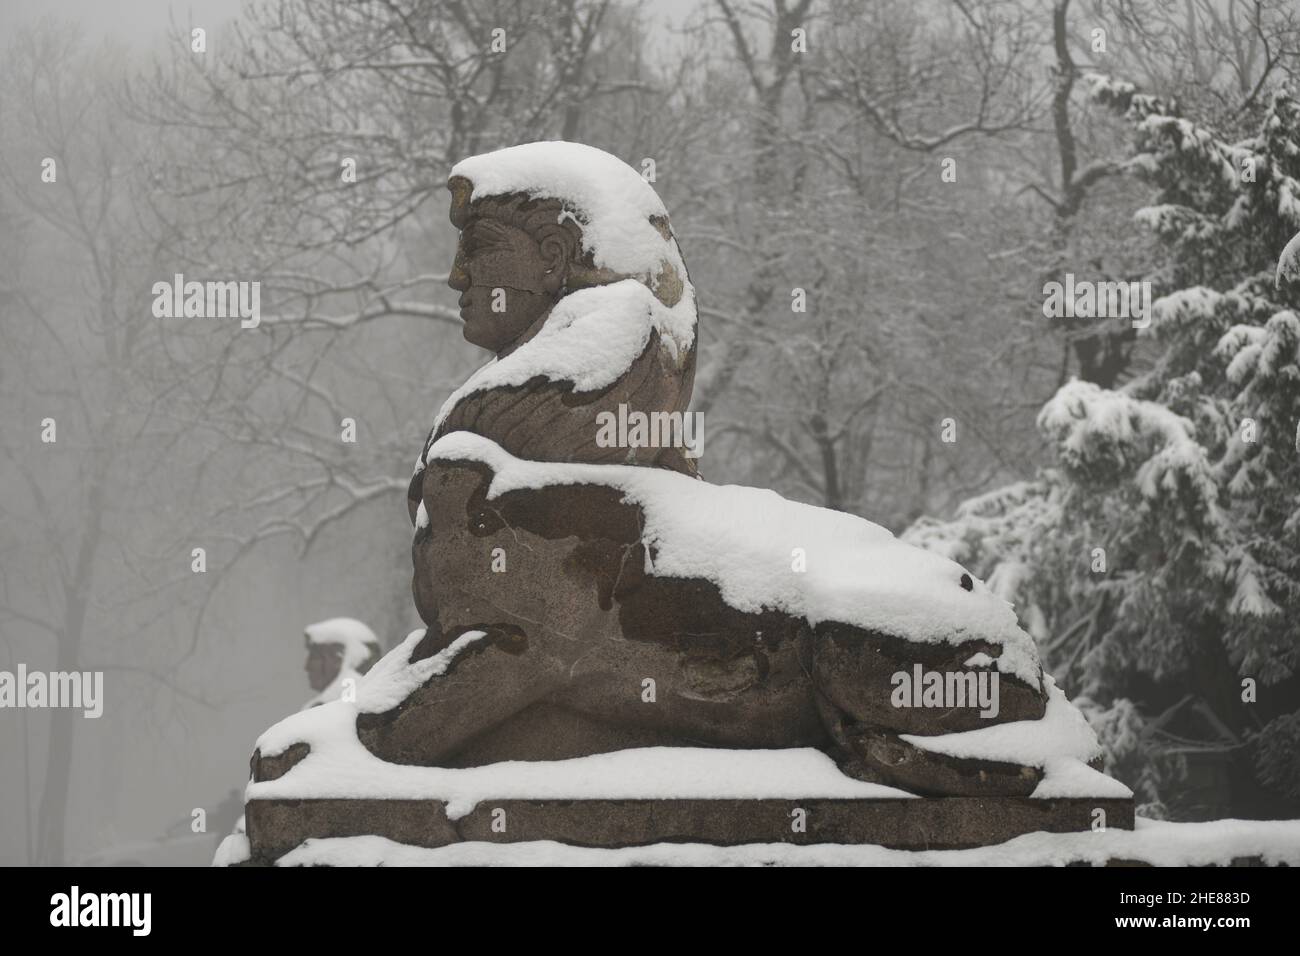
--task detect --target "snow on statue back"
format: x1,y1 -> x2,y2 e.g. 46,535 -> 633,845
252,142 -> 1102,799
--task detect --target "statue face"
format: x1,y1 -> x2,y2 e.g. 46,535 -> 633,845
305,643 -> 343,692
448,218 -> 563,354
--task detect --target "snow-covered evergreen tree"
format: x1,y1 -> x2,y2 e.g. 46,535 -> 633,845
907,80 -> 1300,816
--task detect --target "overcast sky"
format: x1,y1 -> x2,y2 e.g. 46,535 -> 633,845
0,0 -> 244,44
0,0 -> 704,47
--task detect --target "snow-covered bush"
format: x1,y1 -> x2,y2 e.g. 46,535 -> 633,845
907,83 -> 1300,816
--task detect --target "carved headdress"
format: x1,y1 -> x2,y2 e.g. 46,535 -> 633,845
447,141 -> 692,311
411,143 -> 700,505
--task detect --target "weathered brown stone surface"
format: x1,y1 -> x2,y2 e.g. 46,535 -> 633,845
359,455 -> 1048,796
243,148 -> 1135,857
364,160 -> 1062,795
418,181 -> 697,477
423,333 -> 699,477
247,798 -> 461,864
245,794 -> 1135,865
251,743 -> 309,782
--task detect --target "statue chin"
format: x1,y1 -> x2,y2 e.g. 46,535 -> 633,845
460,314 -> 518,353
460,315 -> 501,352
461,300 -> 548,354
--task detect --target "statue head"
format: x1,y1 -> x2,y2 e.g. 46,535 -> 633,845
304,641 -> 344,693
303,618 -> 381,693
446,183 -> 588,354
445,142 -> 690,357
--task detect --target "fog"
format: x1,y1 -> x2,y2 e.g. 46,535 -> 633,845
2,0 -> 1298,865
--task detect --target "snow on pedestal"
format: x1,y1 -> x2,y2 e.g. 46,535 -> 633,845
245,625 -> 1125,828
251,630 -> 913,819
267,817 -> 1300,867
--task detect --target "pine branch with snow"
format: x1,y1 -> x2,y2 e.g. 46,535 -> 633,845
907,80 -> 1300,816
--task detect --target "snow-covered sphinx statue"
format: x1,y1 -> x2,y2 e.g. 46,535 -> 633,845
248,143 -> 1121,808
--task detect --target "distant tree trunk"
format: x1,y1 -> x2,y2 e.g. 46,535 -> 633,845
809,413 -> 843,511
908,438 -> 933,526
694,0 -> 813,416
1047,0 -> 1132,388
35,471 -> 105,864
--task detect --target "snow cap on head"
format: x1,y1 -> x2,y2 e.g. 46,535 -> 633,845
304,617 -> 380,671
448,141 -> 690,309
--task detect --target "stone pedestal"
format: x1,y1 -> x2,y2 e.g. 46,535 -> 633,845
244,793 -> 1134,865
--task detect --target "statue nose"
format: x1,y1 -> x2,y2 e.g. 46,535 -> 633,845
448,252 -> 470,292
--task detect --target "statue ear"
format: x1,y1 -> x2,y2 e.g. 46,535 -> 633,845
537,226 -> 576,294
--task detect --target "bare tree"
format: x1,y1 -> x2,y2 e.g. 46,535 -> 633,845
0,25 -> 227,863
